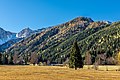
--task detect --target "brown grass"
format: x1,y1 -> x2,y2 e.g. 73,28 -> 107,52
0,65 -> 120,80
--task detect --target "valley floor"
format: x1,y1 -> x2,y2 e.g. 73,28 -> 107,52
0,65 -> 120,80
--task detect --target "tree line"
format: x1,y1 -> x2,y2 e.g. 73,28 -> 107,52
0,40 -> 119,70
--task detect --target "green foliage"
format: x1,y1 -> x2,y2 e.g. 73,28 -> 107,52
40,25 -> 107,63
1,54 -> 8,64
69,41 -> 83,69
78,22 -> 120,63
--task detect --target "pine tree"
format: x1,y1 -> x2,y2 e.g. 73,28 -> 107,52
1,54 -> 8,65
0,53 -> 2,64
69,40 -> 83,70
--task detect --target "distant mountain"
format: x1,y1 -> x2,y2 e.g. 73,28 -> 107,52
33,28 -> 48,33
16,27 -> 47,38
0,27 -> 16,45
16,28 -> 33,38
0,27 -> 47,52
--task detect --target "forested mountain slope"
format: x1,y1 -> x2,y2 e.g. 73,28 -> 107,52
5,17 -> 119,64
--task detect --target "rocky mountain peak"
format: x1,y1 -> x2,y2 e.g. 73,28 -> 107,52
70,17 -> 94,23
16,27 -> 33,38
0,27 -> 16,45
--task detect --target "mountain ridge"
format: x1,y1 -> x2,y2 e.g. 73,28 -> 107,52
0,16 -> 119,65
0,27 -> 16,45
0,27 -> 47,51
4,17 -> 117,64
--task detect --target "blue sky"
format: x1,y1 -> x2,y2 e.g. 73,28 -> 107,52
0,0 -> 120,32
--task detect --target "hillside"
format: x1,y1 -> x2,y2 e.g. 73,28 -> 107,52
6,17 -> 94,54
40,25 -> 110,63
48,22 -> 120,64
5,17 -> 115,64
0,38 -> 22,52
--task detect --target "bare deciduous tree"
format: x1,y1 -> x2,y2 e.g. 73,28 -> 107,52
30,53 -> 38,65
85,51 -> 92,69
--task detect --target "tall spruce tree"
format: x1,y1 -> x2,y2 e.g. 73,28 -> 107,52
69,40 -> 83,70
1,54 -> 8,65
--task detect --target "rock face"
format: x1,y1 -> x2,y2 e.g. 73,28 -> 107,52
16,28 -> 47,38
0,27 -> 16,45
16,28 -> 33,38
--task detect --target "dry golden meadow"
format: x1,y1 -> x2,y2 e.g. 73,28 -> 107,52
0,65 -> 120,80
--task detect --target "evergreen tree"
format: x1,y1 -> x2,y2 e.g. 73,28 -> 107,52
69,40 -> 83,70
0,53 -> 2,64
1,54 -> 8,65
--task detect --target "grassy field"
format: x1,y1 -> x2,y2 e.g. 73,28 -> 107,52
0,65 -> 120,80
